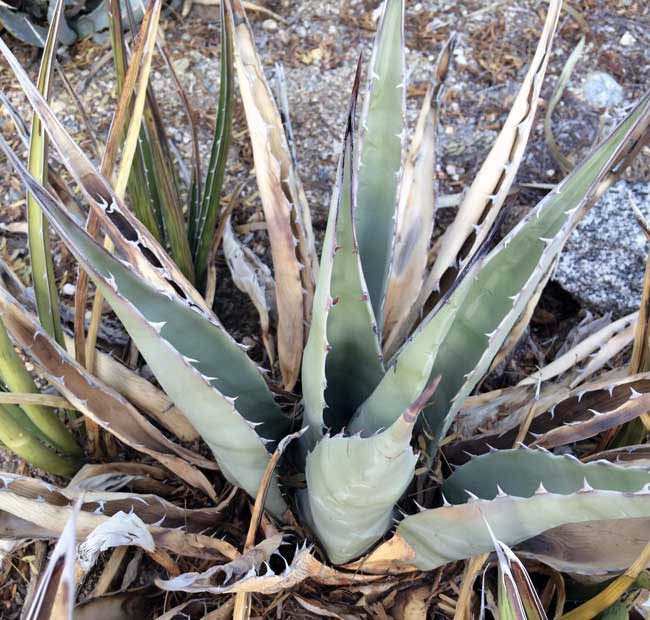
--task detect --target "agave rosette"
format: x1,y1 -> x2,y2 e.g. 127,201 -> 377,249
2,0 -> 650,607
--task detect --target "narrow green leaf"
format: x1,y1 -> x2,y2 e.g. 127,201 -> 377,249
0,317 -> 80,457
192,0 -> 234,286
355,0 -> 405,324
0,404 -> 80,477
26,0 -> 65,346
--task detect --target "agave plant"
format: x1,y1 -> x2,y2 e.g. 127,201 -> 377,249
0,0 -> 145,47
3,0 -> 650,614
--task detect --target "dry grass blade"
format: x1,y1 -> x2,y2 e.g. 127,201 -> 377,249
234,429 -> 304,619
519,313 -> 636,388
227,0 -> 311,390
544,37 -> 585,173
421,0 -> 561,307
0,287 -> 217,499
0,392 -> 70,408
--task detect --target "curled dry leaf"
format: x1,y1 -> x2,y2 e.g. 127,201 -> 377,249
78,511 -> 155,574
158,539 -> 317,594
1,471 -> 224,533
383,36 -> 454,356
449,372 -> 650,462
228,0 -> 314,390
223,216 -> 276,363
0,476 -> 239,560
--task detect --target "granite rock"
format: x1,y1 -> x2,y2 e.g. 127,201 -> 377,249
554,181 -> 650,316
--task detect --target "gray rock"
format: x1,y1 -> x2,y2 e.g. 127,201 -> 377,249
554,181 -> 650,316
582,72 -> 624,110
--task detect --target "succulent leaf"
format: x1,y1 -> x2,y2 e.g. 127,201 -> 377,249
355,0 -> 405,324
422,0 -> 561,305
302,65 -> 384,446
302,379 -> 438,564
442,448 -> 650,504
423,91 -> 650,441
392,488 -> 650,571
0,140 -> 288,516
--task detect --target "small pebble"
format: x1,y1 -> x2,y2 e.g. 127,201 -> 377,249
620,31 -> 636,47
61,283 -> 76,296
582,71 -> 624,110
262,19 -> 278,32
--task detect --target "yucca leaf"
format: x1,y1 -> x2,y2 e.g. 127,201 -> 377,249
191,0 -> 234,286
442,448 -> 650,504
364,487 -> 650,572
302,66 -> 384,447
0,35 -> 286,434
0,138 -> 288,516
418,91 -> 650,442
489,528 -> 548,620
0,404 -> 80,477
26,0 -> 65,347
302,379 -> 438,564
75,0 -> 163,367
120,0 -> 196,282
382,37 -> 453,356
141,93 -> 196,282
106,0 -> 163,241
228,0 -> 312,390
422,0 -> 561,305
355,0 -> 405,324
0,317 -> 80,457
